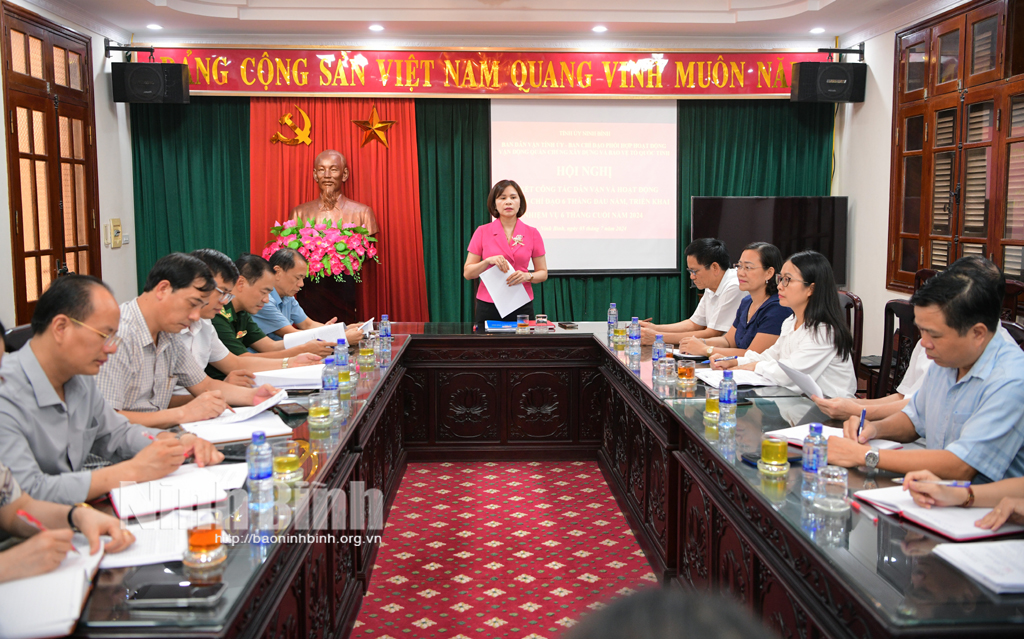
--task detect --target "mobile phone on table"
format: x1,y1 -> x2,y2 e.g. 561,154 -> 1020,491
557,322 -> 578,329
273,403 -> 308,418
126,583 -> 226,608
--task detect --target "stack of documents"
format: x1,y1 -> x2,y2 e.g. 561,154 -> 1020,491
933,540 -> 1024,593
484,321 -> 517,332
0,534 -> 102,639
855,485 -> 1024,540
695,368 -> 774,387
99,510 -> 194,570
255,363 -> 324,389
769,424 -> 903,450
109,463 -> 248,519
181,389 -> 292,443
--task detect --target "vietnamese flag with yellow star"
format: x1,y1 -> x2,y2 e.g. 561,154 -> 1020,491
249,97 -> 428,321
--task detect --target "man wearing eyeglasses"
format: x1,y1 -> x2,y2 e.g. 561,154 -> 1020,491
95,253 -> 280,429
166,249 -> 321,395
640,238 -> 746,346
253,248 -> 366,345
0,275 -> 224,504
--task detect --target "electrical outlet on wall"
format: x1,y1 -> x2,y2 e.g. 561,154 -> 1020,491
122,234 -> 131,245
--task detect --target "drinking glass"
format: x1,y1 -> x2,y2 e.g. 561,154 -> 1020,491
308,391 -> 334,435
660,359 -> 677,383
757,435 -> 790,476
535,314 -> 548,325
272,440 -> 311,485
814,466 -> 850,512
517,314 -> 530,334
613,327 -> 627,350
677,360 -> 695,386
704,387 -> 719,422
183,510 -> 227,583
358,339 -> 375,367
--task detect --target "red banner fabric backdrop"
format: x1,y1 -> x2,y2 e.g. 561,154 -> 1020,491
249,97 -> 428,322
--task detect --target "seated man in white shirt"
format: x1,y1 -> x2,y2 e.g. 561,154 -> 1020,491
641,238 -> 747,345
169,249 -> 321,402
253,248 -> 364,345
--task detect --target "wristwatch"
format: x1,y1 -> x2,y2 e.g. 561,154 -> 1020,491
67,502 -> 93,532
864,447 -> 880,469
702,338 -> 713,356
281,357 -> 290,369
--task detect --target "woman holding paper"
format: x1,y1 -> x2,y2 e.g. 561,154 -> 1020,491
905,470 -> 1024,532
710,250 -> 856,398
464,180 -> 549,331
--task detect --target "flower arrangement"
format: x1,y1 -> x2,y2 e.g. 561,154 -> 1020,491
262,218 -> 378,283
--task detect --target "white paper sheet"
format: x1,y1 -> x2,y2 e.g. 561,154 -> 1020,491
695,368 -> 774,387
479,265 -> 531,318
109,463 -> 248,519
358,317 -> 374,334
933,540 -> 1024,593
769,423 -> 903,450
181,389 -> 287,429
181,410 -> 293,444
254,364 -> 324,389
282,323 -> 346,349
778,361 -> 826,398
100,511 -> 194,569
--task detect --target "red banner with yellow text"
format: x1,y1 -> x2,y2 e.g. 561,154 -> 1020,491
150,48 -> 828,98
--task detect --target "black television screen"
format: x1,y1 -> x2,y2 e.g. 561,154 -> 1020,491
690,196 -> 848,286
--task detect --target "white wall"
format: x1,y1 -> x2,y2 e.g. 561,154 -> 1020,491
0,0 -> 136,329
833,29 -> 908,358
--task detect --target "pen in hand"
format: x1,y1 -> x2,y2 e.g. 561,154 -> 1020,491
857,408 -> 866,441
893,477 -> 972,488
701,355 -> 738,364
17,509 -> 80,555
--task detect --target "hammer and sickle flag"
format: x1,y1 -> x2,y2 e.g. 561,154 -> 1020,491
270,105 -> 312,146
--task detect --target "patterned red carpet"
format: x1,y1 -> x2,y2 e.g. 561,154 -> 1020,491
353,461 -> 657,638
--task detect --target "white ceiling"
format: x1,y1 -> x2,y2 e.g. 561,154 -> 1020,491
31,0 -> 968,49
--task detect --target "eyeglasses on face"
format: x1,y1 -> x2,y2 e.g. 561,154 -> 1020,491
215,286 -> 235,304
733,262 -> 763,273
686,266 -> 708,275
775,274 -> 809,288
69,317 -> 122,349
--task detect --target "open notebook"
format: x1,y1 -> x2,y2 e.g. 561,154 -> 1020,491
855,485 -> 1024,541
0,534 -> 102,639
181,410 -> 292,445
695,368 -> 774,387
932,540 -> 1024,593
768,423 -> 903,450
254,364 -> 324,390
109,463 -> 248,519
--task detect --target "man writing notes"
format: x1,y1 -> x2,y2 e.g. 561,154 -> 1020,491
96,253 -> 279,429
828,259 -> 1024,482
207,254 -> 336,381
0,276 -> 222,504
253,248 -> 365,345
640,238 -> 746,345
169,249 -> 321,398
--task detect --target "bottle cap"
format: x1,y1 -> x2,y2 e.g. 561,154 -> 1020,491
337,337 -> 346,345
252,431 -> 266,444
809,423 -> 823,435
723,370 -> 733,379
610,303 -> 616,308
632,317 -> 639,322
324,357 -> 334,365
655,334 -> 663,340
381,314 -> 389,320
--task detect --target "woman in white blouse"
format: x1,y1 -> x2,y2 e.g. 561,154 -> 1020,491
711,250 -> 857,398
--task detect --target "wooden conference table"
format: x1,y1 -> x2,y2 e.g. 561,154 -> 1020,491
73,322 -> 1024,638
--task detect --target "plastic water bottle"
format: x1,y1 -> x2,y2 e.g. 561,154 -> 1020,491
652,334 -> 666,379
801,423 -> 828,504
321,357 -> 338,392
718,370 -> 737,430
247,431 -> 274,531
607,303 -> 618,339
380,315 -> 391,339
381,335 -> 392,368
335,338 -> 350,387
628,317 -> 640,346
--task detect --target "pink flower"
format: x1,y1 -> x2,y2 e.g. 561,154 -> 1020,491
283,219 -> 297,229
352,260 -> 361,271
367,245 -> 377,258
309,260 -> 323,272
354,245 -> 365,256
342,223 -> 357,229
314,223 -> 327,232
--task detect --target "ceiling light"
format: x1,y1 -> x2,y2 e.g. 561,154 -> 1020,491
592,26 -> 607,33
369,24 -> 384,32
810,27 -> 825,34
146,24 -> 162,30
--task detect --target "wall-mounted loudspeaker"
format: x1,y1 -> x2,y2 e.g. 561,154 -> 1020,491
790,62 -> 866,103
111,63 -> 190,104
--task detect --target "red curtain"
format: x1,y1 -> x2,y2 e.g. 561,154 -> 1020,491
249,97 -> 428,322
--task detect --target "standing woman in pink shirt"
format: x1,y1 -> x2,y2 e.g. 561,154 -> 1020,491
464,180 -> 549,331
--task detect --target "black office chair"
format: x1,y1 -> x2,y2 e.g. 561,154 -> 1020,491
838,291 -> 863,376
914,268 -> 938,291
3,324 -> 31,353
876,300 -> 920,398
1003,279 -> 1024,322
1002,320 -> 1024,350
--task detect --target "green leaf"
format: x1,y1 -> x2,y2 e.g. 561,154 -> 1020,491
288,239 -> 301,249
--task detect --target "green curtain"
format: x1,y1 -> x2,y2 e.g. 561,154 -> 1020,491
415,98 -> 833,322
415,98 -> 491,322
130,97 -> 250,292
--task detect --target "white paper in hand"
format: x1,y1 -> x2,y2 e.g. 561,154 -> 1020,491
282,323 -> 346,349
479,266 -> 531,318
778,362 -> 826,398
181,389 -> 287,429
358,317 -> 374,334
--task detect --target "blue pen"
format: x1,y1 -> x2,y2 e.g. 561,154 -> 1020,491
857,408 -> 866,440
701,355 -> 738,365
893,478 -> 972,488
